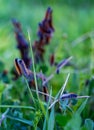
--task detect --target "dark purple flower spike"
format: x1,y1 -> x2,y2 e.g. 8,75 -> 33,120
38,7 -> 54,44
33,7 -> 54,63
12,18 -> 31,68
12,18 -> 22,32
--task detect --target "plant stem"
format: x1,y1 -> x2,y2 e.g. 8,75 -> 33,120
28,30 -> 39,101
0,105 -> 35,110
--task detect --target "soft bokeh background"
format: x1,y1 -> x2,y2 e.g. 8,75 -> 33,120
0,0 -> 94,68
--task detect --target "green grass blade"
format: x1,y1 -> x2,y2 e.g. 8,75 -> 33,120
43,88 -> 52,130
77,98 -> 88,114
55,73 -> 70,99
0,105 -> 35,110
25,78 -> 36,105
27,30 -> 39,101
48,107 -> 55,130
6,115 -> 33,126
64,113 -> 82,130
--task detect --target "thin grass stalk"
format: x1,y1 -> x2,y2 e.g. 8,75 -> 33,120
31,88 -> 54,100
0,105 -> 35,110
60,73 -> 70,97
27,30 -> 39,101
25,78 -> 36,105
43,88 -> 52,130
55,73 -> 70,99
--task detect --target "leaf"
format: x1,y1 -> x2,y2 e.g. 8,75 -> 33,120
6,115 -> 33,126
65,99 -> 89,130
56,114 -> 71,127
81,126 -> 87,130
64,113 -> 82,130
85,119 -> 94,130
77,98 -> 88,114
43,88 -> 52,130
0,82 -> 5,98
70,72 -> 79,92
59,99 -> 69,111
40,65 -> 48,73
48,107 -> 55,130
0,61 -> 4,71
89,78 -> 94,95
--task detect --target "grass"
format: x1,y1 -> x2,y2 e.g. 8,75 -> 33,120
0,0 -> 94,129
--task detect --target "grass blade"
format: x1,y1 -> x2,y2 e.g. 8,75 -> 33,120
27,29 -> 39,101
0,105 -> 35,110
43,88 -> 52,130
6,115 -> 33,126
48,107 -> 55,130
77,98 -> 88,114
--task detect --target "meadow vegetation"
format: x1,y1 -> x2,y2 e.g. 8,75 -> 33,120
0,0 -> 94,129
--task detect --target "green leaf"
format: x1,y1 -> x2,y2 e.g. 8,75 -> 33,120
43,88 -> 52,130
64,113 -> 82,130
89,78 -> 94,95
0,82 -> 5,97
85,119 -> 94,130
48,107 -> 55,130
40,65 -> 48,73
65,99 -> 89,130
56,114 -> 71,127
81,126 -> 87,130
6,115 -> 33,126
77,98 -> 88,114
0,61 -> 4,71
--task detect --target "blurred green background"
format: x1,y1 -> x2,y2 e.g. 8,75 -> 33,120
0,0 -> 94,69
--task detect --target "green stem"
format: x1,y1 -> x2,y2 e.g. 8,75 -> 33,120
0,105 -> 35,110
25,78 -> 36,106
27,30 -> 39,101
